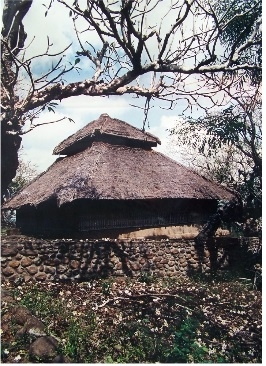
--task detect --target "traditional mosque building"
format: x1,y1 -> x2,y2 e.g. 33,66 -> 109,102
3,114 -> 233,237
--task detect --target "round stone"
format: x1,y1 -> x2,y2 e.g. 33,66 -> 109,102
1,247 -> 18,257
26,266 -> 38,275
56,265 -> 67,274
35,273 -> 47,281
2,267 -> 15,276
70,260 -> 80,269
29,336 -> 58,361
21,257 -> 33,267
44,266 -> 55,274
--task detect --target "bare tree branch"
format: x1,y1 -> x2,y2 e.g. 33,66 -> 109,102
1,0 -> 262,198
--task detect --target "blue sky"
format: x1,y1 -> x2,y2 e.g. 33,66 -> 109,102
19,0 -> 210,173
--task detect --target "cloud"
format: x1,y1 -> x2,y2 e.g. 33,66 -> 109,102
23,1 -> 74,58
58,95 -> 129,118
21,111 -> 80,172
147,115 -> 183,162
22,0 -> 103,75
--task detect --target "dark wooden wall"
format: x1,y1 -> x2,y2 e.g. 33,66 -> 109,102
16,198 -> 218,237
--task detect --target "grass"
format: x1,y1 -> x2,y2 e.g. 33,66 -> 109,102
1,273 -> 262,363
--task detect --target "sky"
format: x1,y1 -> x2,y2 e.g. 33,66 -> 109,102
17,0 -> 216,174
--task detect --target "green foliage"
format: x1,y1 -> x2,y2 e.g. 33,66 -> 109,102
15,285 -> 96,363
101,278 -> 113,296
163,317 -> 209,363
166,0 -> 262,226
215,0 -> 262,85
7,150 -> 39,197
169,103 -> 262,233
62,318 -> 94,362
41,102 -> 58,113
18,285 -> 62,321
199,107 -> 247,152
217,0 -> 261,45
3,150 -> 39,226
177,106 -> 261,165
201,107 -> 261,222
138,271 -> 156,285
104,321 -> 158,363
102,316 -> 226,363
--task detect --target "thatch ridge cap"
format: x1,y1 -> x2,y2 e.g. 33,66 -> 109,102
105,115 -> 161,144
53,113 -> 161,155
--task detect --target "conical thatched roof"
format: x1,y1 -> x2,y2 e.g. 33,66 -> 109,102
53,113 -> 161,155
3,114 -> 234,209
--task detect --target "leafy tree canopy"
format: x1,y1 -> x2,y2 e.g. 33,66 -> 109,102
169,99 -> 261,235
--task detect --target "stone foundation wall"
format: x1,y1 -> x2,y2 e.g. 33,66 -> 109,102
1,235 -> 261,283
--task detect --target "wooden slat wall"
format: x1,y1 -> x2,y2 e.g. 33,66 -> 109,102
79,213 -> 209,231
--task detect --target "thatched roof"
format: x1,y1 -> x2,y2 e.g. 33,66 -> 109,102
4,135 -> 234,209
53,113 -> 161,155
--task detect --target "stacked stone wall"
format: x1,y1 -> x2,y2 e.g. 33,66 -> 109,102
1,235 -> 261,283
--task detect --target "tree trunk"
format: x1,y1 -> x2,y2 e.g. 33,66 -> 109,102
195,196 -> 242,246
1,125 -> 22,201
1,0 -> 32,201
